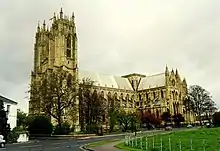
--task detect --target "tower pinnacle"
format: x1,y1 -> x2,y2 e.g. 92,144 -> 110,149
37,21 -> 40,32
72,12 -> 75,20
165,65 -> 169,76
43,20 -> 46,30
60,8 -> 63,19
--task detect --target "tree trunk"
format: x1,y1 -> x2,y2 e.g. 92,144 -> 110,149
58,117 -> 62,134
199,113 -> 203,127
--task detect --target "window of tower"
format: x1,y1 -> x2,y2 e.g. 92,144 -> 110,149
66,35 -> 71,58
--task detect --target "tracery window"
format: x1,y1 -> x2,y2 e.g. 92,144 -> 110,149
66,34 -> 71,58
161,90 -> 164,98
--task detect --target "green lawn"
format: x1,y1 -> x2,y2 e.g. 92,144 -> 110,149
115,128 -> 220,151
86,139 -> 120,148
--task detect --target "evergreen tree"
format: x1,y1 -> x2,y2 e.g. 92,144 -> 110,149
0,99 -> 8,141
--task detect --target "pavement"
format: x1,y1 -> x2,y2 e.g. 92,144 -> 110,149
91,141 -> 122,151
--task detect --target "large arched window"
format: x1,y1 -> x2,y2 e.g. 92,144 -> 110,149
153,91 -> 156,99
146,93 -> 148,101
66,34 -> 71,58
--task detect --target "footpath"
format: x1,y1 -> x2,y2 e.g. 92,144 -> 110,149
91,141 -> 123,151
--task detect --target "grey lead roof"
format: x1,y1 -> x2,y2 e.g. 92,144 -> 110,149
79,70 -> 166,91
0,95 -> 18,105
78,70 -> 133,90
138,73 -> 165,90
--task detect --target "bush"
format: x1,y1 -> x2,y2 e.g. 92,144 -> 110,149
7,127 -> 20,143
53,122 -> 71,135
213,112 -> 220,127
28,116 -> 53,135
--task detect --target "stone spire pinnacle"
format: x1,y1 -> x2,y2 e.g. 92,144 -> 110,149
165,65 -> 169,76
175,68 -> 179,76
37,21 -> 40,32
71,12 -> 75,21
43,20 -> 46,30
60,7 -> 63,19
183,78 -> 187,85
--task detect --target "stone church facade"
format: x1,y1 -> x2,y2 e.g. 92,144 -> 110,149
29,9 -> 195,129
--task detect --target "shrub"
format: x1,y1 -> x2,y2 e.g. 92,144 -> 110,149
213,112 -> 220,127
53,122 -> 71,135
28,116 -> 53,135
7,127 -> 20,143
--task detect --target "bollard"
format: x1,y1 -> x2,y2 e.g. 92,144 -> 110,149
146,137 -> 148,150
153,136 -> 155,148
140,137 -> 143,149
132,137 -> 134,147
190,138 -> 193,150
160,137 -> 163,151
169,137 -> 171,151
219,142 -> 220,151
202,139 -> 205,151
179,139 -> 182,151
135,136 -> 137,147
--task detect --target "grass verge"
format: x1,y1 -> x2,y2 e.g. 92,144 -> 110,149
115,128 -> 220,151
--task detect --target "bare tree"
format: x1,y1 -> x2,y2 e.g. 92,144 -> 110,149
188,85 -> 216,126
30,68 -> 77,132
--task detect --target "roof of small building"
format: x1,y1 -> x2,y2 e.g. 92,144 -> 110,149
78,70 -> 134,90
0,95 -> 18,105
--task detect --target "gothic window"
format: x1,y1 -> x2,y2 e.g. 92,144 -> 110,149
156,109 -> 159,118
153,91 -> 156,99
66,34 -> 71,58
172,79 -> 175,86
161,90 -> 164,98
146,93 -> 148,101
136,102 -> 139,107
101,91 -> 104,98
139,94 -> 142,101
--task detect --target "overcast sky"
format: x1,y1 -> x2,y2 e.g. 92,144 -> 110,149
0,0 -> 220,113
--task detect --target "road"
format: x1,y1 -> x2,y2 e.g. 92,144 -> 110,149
2,134 -> 128,151
2,128 -> 196,151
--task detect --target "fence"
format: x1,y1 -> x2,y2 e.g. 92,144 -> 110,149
124,131 -> 220,151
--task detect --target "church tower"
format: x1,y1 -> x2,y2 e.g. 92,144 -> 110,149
29,8 -> 78,115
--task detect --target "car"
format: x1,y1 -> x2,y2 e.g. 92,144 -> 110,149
164,126 -> 172,131
0,135 -> 5,148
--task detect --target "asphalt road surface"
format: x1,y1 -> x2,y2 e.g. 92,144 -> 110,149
3,134 -> 127,151
2,128 -> 196,151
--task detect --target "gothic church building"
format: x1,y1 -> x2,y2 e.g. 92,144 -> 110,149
29,9 -> 195,129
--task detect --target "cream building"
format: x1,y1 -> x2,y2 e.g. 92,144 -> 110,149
0,95 -> 18,129
29,9 -> 195,130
